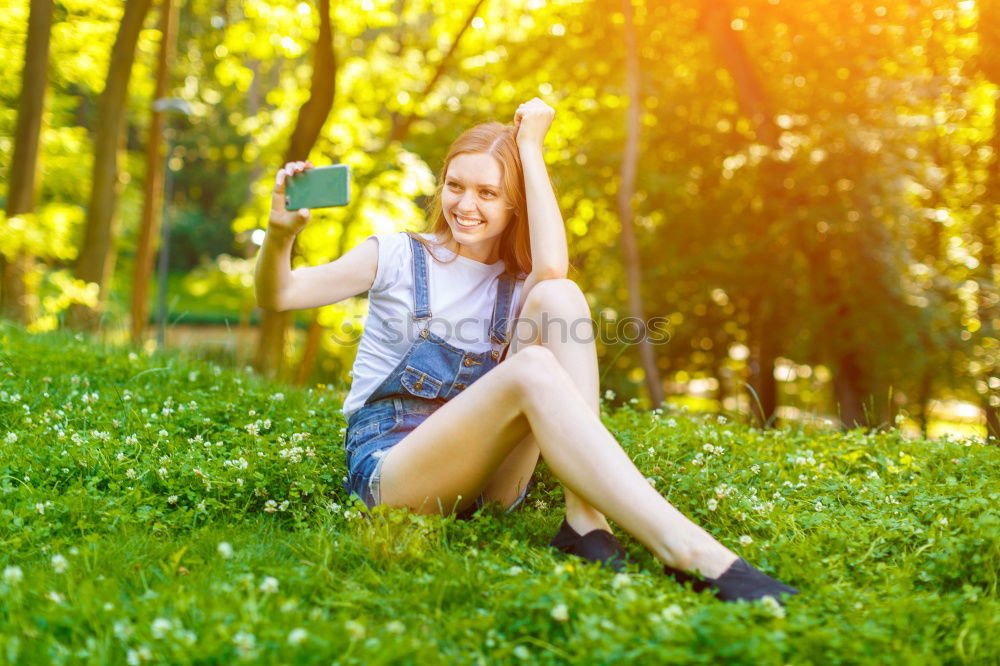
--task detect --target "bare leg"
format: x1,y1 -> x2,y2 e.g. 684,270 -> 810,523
377,344 -> 738,577
482,279 -> 611,534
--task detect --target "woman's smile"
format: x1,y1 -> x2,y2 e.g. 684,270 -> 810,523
454,213 -> 484,229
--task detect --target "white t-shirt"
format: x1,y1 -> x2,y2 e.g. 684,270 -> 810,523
342,232 -> 524,420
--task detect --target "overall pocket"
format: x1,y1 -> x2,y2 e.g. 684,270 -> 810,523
345,415 -> 398,458
400,365 -> 444,399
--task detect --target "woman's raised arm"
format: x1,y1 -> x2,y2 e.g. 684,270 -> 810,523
254,161 -> 378,312
512,98 -> 569,311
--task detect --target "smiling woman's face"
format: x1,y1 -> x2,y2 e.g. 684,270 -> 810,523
441,152 -> 514,261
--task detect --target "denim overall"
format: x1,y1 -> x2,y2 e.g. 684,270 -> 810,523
341,235 -> 534,520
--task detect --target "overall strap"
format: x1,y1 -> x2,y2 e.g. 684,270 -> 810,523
407,235 -> 432,320
489,274 -> 517,345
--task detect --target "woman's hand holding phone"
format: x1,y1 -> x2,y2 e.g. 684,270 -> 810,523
269,160 -> 314,238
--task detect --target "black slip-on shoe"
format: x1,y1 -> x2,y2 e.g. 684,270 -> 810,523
662,564 -> 713,593
548,517 -> 630,573
707,557 -> 800,604
665,558 -> 800,605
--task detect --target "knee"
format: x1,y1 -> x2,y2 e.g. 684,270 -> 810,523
522,278 -> 590,319
506,344 -> 561,398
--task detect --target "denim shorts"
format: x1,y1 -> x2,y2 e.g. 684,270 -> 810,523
343,396 -> 533,521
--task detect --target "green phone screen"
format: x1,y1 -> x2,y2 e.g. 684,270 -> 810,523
285,164 -> 351,209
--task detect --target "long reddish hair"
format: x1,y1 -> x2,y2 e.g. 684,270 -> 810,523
407,122 -> 531,278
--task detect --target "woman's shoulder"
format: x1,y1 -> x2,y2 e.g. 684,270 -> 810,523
367,231 -> 414,293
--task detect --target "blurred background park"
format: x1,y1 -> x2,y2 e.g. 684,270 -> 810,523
0,0 -> 997,440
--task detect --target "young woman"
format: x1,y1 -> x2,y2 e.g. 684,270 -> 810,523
255,98 -> 799,604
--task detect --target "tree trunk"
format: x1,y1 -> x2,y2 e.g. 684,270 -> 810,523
255,309 -> 293,376
295,315 -> 324,386
617,0 -> 663,408
256,0 -> 336,379
698,0 -> 781,425
68,0 -> 153,331
131,0 -> 178,345
916,363 -> 933,439
974,0 -> 999,441
1,0 -> 54,325
748,311 -> 779,427
832,351 -> 866,429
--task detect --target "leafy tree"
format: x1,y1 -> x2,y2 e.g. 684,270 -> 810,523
68,0 -> 154,331
1,0 -> 54,324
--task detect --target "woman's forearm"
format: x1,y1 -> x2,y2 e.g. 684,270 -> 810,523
519,144 -> 569,278
254,229 -> 296,311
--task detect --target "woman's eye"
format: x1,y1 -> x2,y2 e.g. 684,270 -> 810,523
482,191 -> 496,198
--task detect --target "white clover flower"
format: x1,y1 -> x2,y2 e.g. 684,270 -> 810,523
114,620 -> 134,641
167,495 -> 178,505
938,516 -> 948,527
814,501 -> 823,511
4,432 -> 17,443
287,628 -> 308,646
46,590 -> 65,604
263,500 -> 278,513
126,435 -> 138,445
3,565 -> 23,585
151,617 -> 172,639
344,620 -> 366,640
604,389 -> 615,401
272,393 -> 285,402
612,573 -> 631,589
126,468 -> 137,479
740,535 -> 753,546
660,604 -> 683,622
550,603 -> 570,622
35,503 -> 46,515
759,594 -> 786,619
218,542 -> 233,559
232,631 -> 256,653
157,467 -> 168,478
750,464 -> 760,474
157,429 -> 168,439
707,498 -> 718,511
259,576 -> 279,594
51,554 -> 68,574
386,620 -> 405,634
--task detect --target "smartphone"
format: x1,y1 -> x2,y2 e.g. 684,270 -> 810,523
285,164 -> 351,210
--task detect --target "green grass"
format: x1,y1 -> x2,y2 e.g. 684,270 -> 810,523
0,323 -> 997,664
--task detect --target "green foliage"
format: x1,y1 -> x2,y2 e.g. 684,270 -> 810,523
1,0 -> 998,426
1,325 -> 997,663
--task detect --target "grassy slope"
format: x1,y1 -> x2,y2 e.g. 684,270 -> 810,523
0,323 -> 997,665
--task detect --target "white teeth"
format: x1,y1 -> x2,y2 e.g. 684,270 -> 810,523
456,215 -> 482,227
